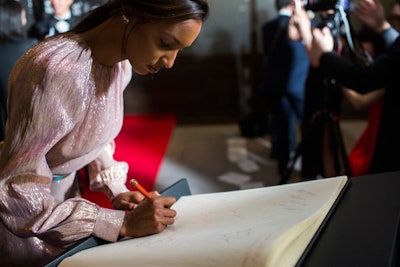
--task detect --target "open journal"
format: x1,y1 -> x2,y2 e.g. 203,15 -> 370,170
59,175 -> 348,267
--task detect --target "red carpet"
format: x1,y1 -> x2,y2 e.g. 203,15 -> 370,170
79,114 -> 176,209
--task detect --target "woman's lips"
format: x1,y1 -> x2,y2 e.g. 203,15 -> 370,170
148,65 -> 159,74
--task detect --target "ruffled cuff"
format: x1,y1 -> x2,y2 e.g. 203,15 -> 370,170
93,208 -> 125,242
90,162 -> 130,200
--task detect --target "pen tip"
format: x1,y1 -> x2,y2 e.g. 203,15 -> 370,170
130,179 -> 138,186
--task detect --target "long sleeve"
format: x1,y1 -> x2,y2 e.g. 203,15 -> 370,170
0,34 -> 132,266
319,36 -> 400,93
381,27 -> 399,48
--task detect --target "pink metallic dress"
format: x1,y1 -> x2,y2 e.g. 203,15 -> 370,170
0,33 -> 133,266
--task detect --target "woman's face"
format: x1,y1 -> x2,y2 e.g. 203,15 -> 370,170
126,19 -> 202,75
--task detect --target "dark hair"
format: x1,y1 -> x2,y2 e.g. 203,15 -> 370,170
73,0 -> 209,33
0,0 -> 25,43
275,0 -> 293,11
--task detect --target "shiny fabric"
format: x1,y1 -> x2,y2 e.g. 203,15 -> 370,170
0,33 -> 132,267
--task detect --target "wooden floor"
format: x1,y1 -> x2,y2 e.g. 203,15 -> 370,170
154,119 -> 366,195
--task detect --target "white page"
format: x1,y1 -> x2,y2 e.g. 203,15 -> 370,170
60,176 -> 347,267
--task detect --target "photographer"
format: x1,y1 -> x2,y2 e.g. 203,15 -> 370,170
260,0 -> 310,178
293,0 -> 400,175
287,2 -> 348,179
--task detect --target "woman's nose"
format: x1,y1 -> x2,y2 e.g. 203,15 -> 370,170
162,50 -> 179,69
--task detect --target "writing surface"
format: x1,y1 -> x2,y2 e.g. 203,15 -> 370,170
59,176 -> 348,267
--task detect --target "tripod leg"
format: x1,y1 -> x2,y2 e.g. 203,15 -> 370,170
321,122 -> 338,177
329,113 -> 352,176
279,112 -> 321,184
279,140 -> 302,184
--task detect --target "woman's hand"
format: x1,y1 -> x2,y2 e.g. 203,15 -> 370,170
119,195 -> 177,237
112,191 -> 145,210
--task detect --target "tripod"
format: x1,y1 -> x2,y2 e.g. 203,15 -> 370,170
278,80 -> 352,185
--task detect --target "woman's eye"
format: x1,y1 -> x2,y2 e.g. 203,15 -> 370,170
160,39 -> 170,48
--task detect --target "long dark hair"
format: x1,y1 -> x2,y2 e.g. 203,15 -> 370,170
0,0 -> 25,43
73,0 -> 209,33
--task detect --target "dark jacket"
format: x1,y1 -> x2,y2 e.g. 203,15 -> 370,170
262,14 -> 310,99
28,13 -> 81,40
319,36 -> 400,174
0,36 -> 37,140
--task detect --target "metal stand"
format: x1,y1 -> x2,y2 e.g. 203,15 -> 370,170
278,108 -> 352,185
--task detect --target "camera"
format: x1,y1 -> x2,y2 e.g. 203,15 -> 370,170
303,0 -> 353,12
303,0 -> 354,39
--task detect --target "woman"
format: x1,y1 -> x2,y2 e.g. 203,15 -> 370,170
341,26 -> 386,176
0,0 -> 38,141
0,0 -> 209,266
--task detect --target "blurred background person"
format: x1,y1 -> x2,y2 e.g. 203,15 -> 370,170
260,0 -> 310,178
293,0 -> 400,176
287,0 -> 398,180
0,0 -> 38,141
28,0 -> 81,40
342,26 -> 386,176
289,6 -> 345,180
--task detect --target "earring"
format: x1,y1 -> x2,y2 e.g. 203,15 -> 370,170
122,14 -> 130,24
